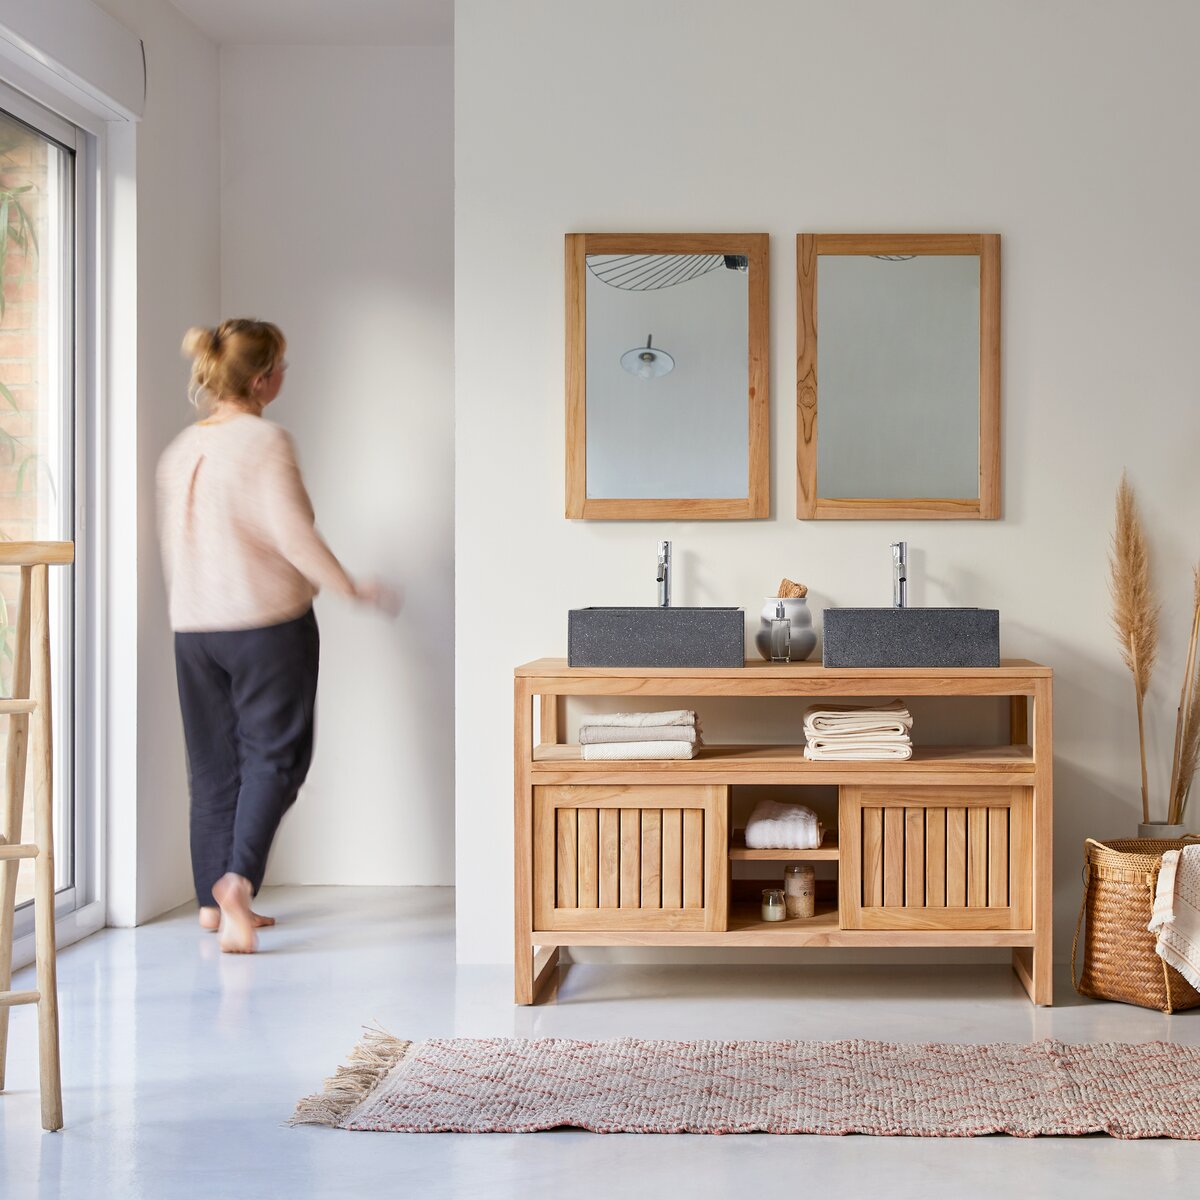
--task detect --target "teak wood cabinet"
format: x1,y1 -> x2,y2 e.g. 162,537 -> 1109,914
514,658 -> 1053,1006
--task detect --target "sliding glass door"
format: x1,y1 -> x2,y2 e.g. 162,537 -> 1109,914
0,97 -> 78,915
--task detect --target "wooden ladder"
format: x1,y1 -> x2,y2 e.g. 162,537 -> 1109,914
0,542 -> 74,1132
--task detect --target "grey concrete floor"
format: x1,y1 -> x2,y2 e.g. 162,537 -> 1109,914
1,886 -> 1198,1199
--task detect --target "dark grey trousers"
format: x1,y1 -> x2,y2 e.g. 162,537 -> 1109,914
174,609 -> 319,908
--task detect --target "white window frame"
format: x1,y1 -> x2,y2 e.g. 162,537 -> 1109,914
0,75 -> 106,963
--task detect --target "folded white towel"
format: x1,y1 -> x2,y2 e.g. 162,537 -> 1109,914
744,800 -> 824,849
583,709 -> 696,728
579,725 -> 699,745
805,731 -> 910,747
803,700 -> 913,738
581,740 -> 698,761
803,741 -> 913,761
1148,843 -> 1200,992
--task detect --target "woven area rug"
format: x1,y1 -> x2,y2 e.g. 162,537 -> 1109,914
291,1030 -> 1200,1138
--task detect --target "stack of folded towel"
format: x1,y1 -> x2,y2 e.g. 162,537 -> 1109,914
579,709 -> 701,760
802,699 -> 913,761
744,799 -> 824,849
1149,843 -> 1200,992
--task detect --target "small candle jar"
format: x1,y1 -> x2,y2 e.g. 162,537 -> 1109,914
761,888 -> 786,922
784,864 -> 816,919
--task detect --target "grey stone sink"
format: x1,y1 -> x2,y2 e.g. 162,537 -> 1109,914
822,607 -> 999,668
568,607 -> 745,669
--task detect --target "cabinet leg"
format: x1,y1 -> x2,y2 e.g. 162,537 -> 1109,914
1012,946 -> 1053,1005
532,946 -> 560,1003
516,943 -> 559,1005
515,936 -> 534,1005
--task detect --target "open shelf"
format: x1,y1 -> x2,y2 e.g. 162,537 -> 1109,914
729,830 -> 839,861
727,896 -> 840,935
531,743 -> 1034,785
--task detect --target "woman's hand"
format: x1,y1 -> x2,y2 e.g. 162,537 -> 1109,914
354,577 -> 402,617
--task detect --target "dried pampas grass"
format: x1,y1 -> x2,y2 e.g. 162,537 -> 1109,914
1168,564 -> 1200,825
1109,475 -> 1200,827
1109,474 -> 1160,824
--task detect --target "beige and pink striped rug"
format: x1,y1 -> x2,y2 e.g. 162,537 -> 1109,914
291,1030 -> 1200,1138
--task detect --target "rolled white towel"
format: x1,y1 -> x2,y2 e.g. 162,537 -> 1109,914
803,700 -> 912,738
744,800 -> 824,849
583,709 -> 697,728
581,740 -> 698,761
803,741 -> 913,761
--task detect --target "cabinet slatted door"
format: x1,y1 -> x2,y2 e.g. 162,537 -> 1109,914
839,786 -> 1032,930
533,784 -> 728,932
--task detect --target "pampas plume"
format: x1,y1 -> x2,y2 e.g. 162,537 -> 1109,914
1108,474 -> 1160,824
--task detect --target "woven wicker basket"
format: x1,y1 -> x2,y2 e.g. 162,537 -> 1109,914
1072,837 -> 1200,1013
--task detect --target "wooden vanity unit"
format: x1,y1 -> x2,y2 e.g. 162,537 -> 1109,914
514,658 -> 1053,1006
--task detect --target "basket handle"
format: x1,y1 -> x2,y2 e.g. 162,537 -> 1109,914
1071,858 -> 1092,993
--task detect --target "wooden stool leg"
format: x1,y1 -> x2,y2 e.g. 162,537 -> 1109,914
0,566 -> 31,1093
30,565 -> 61,1130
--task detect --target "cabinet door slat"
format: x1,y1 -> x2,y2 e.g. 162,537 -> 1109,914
967,807 -> 988,907
682,809 -> 704,909
620,808 -> 641,907
576,808 -> 599,908
904,807 -> 925,907
661,808 -> 683,909
988,806 -> 1009,907
883,808 -> 905,908
556,808 -> 577,908
641,809 -> 662,909
925,807 -> 946,907
946,808 -> 968,906
599,808 -> 620,908
862,807 -> 884,907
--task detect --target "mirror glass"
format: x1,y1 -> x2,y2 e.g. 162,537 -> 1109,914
816,254 -> 980,500
585,253 -> 749,499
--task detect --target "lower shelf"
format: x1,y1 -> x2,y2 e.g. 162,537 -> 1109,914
531,907 -> 1035,948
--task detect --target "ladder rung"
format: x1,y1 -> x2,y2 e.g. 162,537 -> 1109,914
0,990 -> 40,1007
0,699 -> 36,715
0,843 -> 39,861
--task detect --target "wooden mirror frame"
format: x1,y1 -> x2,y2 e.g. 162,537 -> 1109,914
565,232 -> 770,520
796,233 -> 1001,520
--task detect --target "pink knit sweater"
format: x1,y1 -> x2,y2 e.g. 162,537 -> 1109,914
157,414 -> 354,632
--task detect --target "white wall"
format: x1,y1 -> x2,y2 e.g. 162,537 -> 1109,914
455,0 -> 1200,963
92,0 -> 220,924
221,46 -> 455,887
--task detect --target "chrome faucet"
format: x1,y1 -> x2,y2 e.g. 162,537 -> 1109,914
891,541 -> 908,609
656,540 -> 672,608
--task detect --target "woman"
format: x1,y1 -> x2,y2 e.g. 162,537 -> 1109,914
158,319 -> 389,953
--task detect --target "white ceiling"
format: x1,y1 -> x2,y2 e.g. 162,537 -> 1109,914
167,0 -> 453,46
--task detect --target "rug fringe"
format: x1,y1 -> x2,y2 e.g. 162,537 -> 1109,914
289,1026 -> 411,1127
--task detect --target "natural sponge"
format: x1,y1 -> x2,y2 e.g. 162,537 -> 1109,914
777,578 -> 808,598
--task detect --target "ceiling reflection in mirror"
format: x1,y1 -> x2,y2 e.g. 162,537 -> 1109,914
585,253 -> 749,500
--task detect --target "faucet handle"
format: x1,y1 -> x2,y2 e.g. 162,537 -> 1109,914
658,539 -> 671,561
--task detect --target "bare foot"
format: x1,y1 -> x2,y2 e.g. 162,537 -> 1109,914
211,873 -> 259,953
199,905 -> 275,932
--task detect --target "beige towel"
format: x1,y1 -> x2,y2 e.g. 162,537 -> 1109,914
579,725 -> 698,745
803,740 -> 913,761
803,700 -> 913,738
1148,844 -> 1200,992
582,709 -> 696,728
581,740 -> 698,761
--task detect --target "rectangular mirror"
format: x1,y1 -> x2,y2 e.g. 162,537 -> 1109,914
796,234 -> 1000,520
566,233 -> 769,519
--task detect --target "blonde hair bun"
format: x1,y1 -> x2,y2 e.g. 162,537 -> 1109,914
181,325 -> 218,360
181,318 -> 285,408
